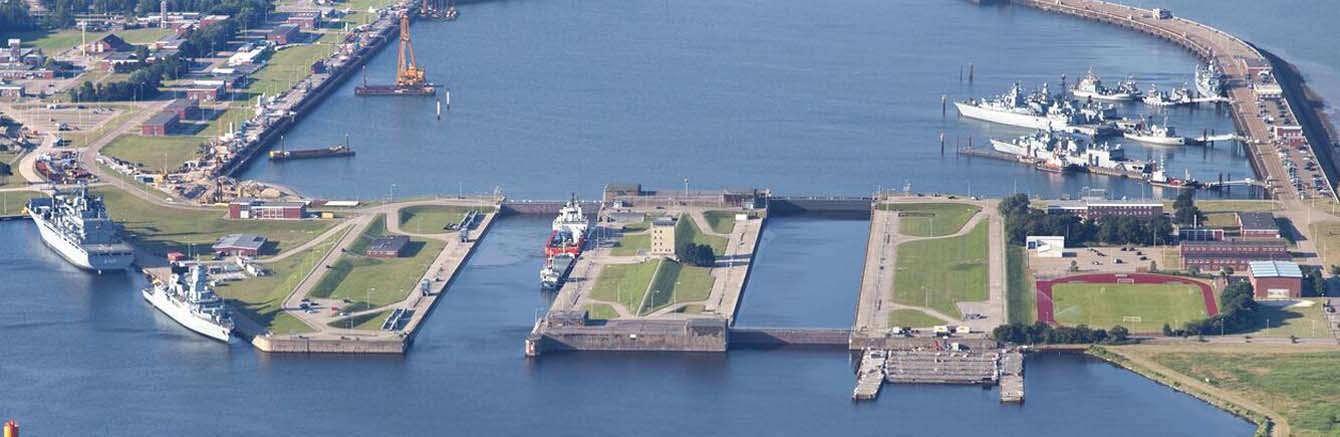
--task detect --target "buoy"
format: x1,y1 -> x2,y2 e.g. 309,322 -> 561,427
436,99 -> 441,120
445,90 -> 451,110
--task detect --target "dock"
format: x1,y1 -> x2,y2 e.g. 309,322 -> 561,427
852,349 -> 887,401
1017,0 -> 1339,201
1000,350 -> 1025,403
525,186 -> 766,356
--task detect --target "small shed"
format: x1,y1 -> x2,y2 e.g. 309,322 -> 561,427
366,235 -> 410,258
212,234 -> 267,257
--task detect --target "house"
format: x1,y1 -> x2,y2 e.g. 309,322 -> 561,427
212,233 -> 267,257
1248,261 -> 1303,299
366,235 -> 410,258
266,25 -> 302,45
163,99 -> 200,119
649,216 -> 677,256
84,34 -> 135,53
140,111 -> 179,136
99,52 -> 142,73
285,10 -> 322,29
1179,239 -> 1290,272
185,83 -> 224,101
228,199 -> 306,219
1236,212 -> 1280,239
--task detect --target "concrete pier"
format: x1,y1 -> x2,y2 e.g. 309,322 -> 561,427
852,349 -> 887,401
527,187 -> 766,356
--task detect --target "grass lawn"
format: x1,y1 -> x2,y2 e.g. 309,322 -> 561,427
1308,221 -> 1340,267
95,187 -> 334,256
101,134 -> 204,173
1050,282 -> 1209,333
878,202 -> 980,237
1248,299 -> 1333,338
583,303 -> 620,320
888,309 -> 946,328
328,309 -> 393,330
589,260 -> 661,313
1149,349 -> 1340,436
0,190 -> 43,216
640,260 -> 715,315
309,218 -> 443,309
1202,211 -> 1240,229
1006,245 -> 1035,324
244,35 -> 341,97
398,205 -> 481,234
1167,200 -> 1279,214
675,213 -> 728,255
610,233 -> 649,256
8,28 -> 173,51
214,229 -> 347,334
345,0 -> 402,25
622,220 -> 650,233
703,211 -> 738,234
893,221 -> 989,318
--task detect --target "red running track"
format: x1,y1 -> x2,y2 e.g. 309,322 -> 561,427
1035,273 -> 1217,325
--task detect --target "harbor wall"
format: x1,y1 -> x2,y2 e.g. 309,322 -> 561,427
728,328 -> 850,348
768,197 -> 872,217
253,335 -> 407,354
531,320 -> 729,353
1259,47 -> 1340,198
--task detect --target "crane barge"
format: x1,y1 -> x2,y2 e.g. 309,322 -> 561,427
355,14 -> 436,96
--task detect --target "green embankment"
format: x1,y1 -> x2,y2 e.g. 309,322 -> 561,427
893,221 -> 989,318
888,309 -> 946,328
1248,300 -> 1333,338
309,214 -> 443,308
589,260 -> 661,313
398,205 -> 482,234
703,211 -> 738,234
1150,349 -> 1340,437
583,303 -> 621,320
878,202 -> 980,237
1005,245 -> 1036,324
640,260 -> 715,315
0,191 -> 43,216
675,213 -> 727,255
610,233 -> 649,256
328,309 -> 393,330
95,187 -> 333,256
1050,282 -> 1208,333
101,135 -> 205,173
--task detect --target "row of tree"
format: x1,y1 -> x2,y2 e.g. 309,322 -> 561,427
997,193 -> 1174,246
0,1 -> 37,32
178,20 -> 238,59
66,53 -> 186,101
992,322 -> 1131,345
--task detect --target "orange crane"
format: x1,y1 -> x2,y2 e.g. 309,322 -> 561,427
395,14 -> 428,87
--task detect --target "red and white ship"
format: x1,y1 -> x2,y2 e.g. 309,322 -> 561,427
544,197 -> 590,257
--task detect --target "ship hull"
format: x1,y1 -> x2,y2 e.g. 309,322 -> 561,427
142,287 -> 233,343
29,210 -> 134,271
1073,90 -> 1135,102
1124,133 -> 1186,146
989,139 -> 1031,157
955,102 -> 1066,131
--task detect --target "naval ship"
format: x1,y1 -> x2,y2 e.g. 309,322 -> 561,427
1195,61 -> 1225,98
1071,70 -> 1139,102
956,83 -> 1119,136
26,186 -> 134,272
142,264 -> 235,342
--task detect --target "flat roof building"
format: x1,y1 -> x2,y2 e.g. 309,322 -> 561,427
366,235 -> 410,258
1236,212 -> 1280,239
1046,199 -> 1163,221
228,199 -> 306,220
266,25 -> 302,45
1180,239 -> 1290,272
140,111 -> 179,136
1248,260 -> 1303,299
213,233 -> 267,257
649,216 -> 677,256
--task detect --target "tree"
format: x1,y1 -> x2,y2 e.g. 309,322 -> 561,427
1172,190 -> 1204,226
1308,268 -> 1326,296
1161,323 -> 1173,336
998,193 -> 1031,219
1068,260 -> 1079,273
1108,325 -> 1129,343
1329,265 -> 1340,277
1220,266 -> 1234,277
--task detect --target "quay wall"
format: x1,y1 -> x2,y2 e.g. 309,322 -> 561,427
728,328 -> 850,348
1261,47 -> 1340,195
254,335 -> 406,354
767,197 -> 872,217
532,323 -> 729,354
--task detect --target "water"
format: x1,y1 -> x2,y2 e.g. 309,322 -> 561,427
735,217 -> 867,328
240,0 -> 1256,201
0,219 -> 1254,435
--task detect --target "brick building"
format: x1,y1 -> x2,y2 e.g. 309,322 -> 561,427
1179,239 -> 1290,271
366,235 -> 410,258
1046,200 -> 1164,221
1236,212 -> 1280,239
266,25 -> 302,45
1248,261 -> 1303,299
140,111 -> 179,136
212,233 -> 267,257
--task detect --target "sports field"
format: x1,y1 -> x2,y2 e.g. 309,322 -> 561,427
1050,282 -> 1209,333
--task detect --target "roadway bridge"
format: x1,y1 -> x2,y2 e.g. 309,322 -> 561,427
728,327 -> 852,348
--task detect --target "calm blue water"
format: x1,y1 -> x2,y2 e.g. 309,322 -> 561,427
0,218 -> 1254,435
241,0 -> 1256,201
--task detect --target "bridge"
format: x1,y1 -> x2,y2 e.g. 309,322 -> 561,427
728,327 -> 851,348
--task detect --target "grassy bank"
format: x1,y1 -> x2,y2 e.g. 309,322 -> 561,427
309,216 -> 443,308
877,202 -> 980,237
703,211 -> 738,234
640,260 -> 715,315
893,221 -> 989,318
101,134 -> 204,173
675,213 -> 728,255
610,233 -> 649,256
888,309 -> 945,328
589,260 -> 661,312
398,205 -> 482,234
1005,245 -> 1035,324
94,187 -> 333,256
214,230 -> 349,334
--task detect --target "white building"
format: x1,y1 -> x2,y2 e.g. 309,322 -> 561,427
1026,236 -> 1066,258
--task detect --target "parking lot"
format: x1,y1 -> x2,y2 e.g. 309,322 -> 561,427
1029,245 -> 1177,277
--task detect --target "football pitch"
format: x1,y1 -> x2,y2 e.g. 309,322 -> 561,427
1050,282 -> 1210,333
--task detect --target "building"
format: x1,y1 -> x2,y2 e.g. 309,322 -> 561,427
185,84 -> 224,101
212,233 -> 267,257
140,111 -> 179,136
265,25 -> 302,45
1248,261 -> 1303,299
603,183 -> 644,201
1179,239 -> 1290,272
99,52 -> 142,73
1045,199 -> 1163,221
649,216 -> 677,256
162,99 -> 199,119
228,199 -> 306,220
1272,124 -> 1306,146
366,235 -> 410,258
1236,212 -> 1280,239
1025,236 -> 1065,258
84,34 -> 134,53
1178,227 -> 1225,242
0,83 -> 23,99
285,11 -> 322,29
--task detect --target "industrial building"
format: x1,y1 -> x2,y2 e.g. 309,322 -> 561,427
1236,212 -> 1280,239
83,34 -> 134,53
1248,261 -> 1303,299
266,25 -> 302,45
1179,239 -> 1290,271
284,11 -> 322,29
140,111 -> 180,136
649,216 -> 677,256
163,99 -> 200,119
1045,199 -> 1164,220
228,199 -> 306,220
1178,227 -> 1225,242
366,235 -> 410,258
212,233 -> 267,257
